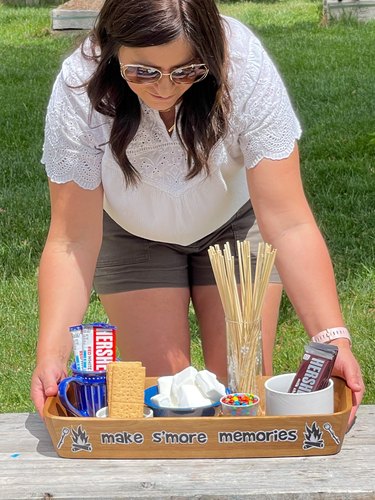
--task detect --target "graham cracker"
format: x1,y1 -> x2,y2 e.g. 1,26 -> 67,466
107,362 -> 143,409
106,362 -> 114,415
110,402 -> 144,419
107,361 -> 145,418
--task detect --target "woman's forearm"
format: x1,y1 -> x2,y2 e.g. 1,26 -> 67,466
271,222 -> 344,336
247,146 -> 347,337
37,241 -> 99,364
36,181 -> 104,364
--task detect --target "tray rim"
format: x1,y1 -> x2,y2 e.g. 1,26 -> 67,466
44,375 -> 352,423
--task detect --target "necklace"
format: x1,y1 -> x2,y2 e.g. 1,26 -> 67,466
159,106 -> 175,134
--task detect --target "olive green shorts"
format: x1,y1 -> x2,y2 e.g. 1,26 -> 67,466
94,201 -> 281,294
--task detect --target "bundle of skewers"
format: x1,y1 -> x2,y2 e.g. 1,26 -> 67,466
208,241 -> 277,394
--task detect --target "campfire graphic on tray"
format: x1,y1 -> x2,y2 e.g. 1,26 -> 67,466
303,421 -> 325,450
57,425 -> 93,453
71,425 -> 93,452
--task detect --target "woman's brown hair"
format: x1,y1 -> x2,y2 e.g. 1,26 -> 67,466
85,0 -> 231,186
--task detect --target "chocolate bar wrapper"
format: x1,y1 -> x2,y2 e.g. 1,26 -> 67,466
70,325 -> 83,371
289,342 -> 338,394
82,323 -> 117,371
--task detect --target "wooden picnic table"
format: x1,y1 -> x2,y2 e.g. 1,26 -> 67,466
0,405 -> 374,499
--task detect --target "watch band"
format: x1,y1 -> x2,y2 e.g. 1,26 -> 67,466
311,327 -> 352,346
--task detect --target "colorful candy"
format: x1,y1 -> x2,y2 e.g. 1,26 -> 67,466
221,393 -> 258,406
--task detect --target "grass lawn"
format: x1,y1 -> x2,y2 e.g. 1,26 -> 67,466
0,0 -> 374,413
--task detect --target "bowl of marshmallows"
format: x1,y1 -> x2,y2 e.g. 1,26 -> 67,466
144,366 -> 227,417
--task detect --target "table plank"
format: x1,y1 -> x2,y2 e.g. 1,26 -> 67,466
0,406 -> 374,499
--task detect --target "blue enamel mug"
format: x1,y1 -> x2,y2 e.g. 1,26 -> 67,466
58,363 -> 107,417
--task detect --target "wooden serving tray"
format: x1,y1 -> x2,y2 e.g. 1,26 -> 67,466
44,376 -> 351,459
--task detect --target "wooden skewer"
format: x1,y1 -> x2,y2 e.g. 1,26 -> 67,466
208,240 -> 277,393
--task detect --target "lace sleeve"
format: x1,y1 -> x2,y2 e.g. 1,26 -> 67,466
41,60 -> 109,190
234,37 -> 302,169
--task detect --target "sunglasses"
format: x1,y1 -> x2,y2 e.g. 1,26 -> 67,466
119,63 -> 209,85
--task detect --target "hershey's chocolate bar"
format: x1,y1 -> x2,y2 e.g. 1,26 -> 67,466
288,342 -> 338,393
82,323 -> 117,371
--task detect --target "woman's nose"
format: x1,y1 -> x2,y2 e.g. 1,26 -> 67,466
156,74 -> 175,94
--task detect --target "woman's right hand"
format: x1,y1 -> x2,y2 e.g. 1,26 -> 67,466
31,360 -> 68,419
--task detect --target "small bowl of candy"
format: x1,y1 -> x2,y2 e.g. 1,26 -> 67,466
220,393 -> 260,417
144,366 -> 227,418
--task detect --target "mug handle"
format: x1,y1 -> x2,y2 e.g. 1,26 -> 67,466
58,376 -> 89,417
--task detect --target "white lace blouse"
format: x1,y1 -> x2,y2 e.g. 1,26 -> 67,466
42,16 -> 302,245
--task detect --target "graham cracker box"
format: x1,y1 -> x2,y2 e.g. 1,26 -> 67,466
44,377 -> 351,459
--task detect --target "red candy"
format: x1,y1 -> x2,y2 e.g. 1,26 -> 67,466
221,393 -> 258,406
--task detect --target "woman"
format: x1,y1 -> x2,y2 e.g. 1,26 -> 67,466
31,0 -> 364,425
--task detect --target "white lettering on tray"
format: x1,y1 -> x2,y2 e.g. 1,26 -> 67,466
100,431 -> 144,445
152,430 -> 208,445
218,428 -> 298,444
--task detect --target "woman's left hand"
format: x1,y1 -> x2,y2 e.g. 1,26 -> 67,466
330,339 -> 365,430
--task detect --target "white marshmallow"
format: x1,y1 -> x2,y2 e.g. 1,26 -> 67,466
150,393 -> 173,408
157,375 -> 174,396
173,366 -> 198,385
195,370 -> 226,401
155,366 -> 224,409
170,366 -> 198,405
177,384 -> 212,408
